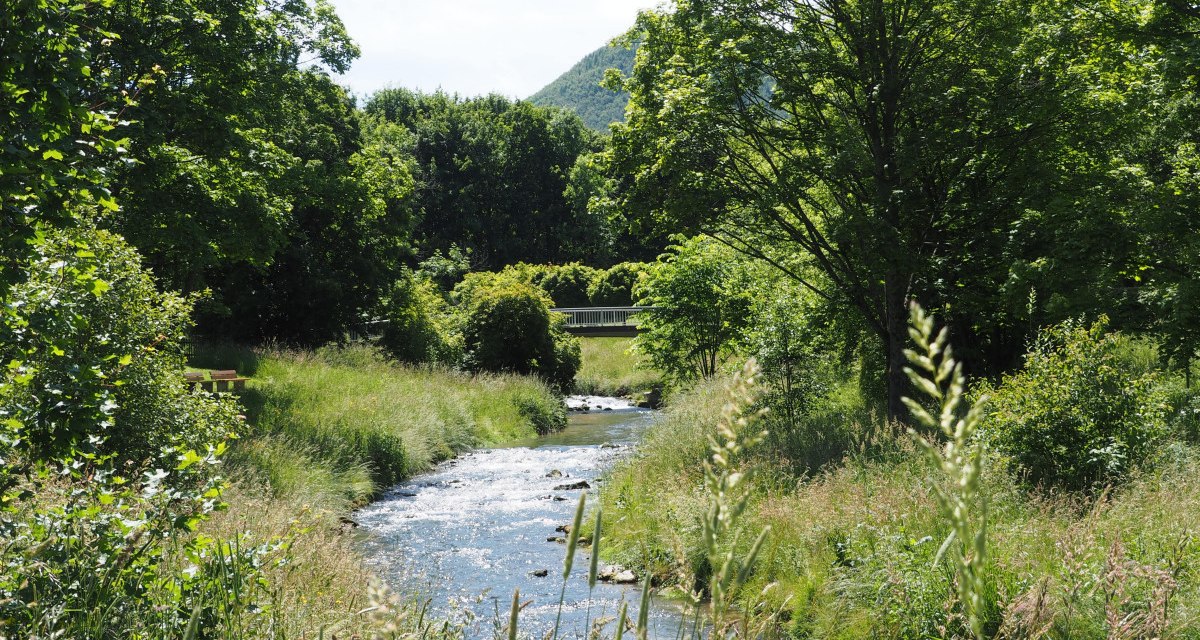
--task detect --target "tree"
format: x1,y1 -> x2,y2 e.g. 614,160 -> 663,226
606,0 -> 1149,418
92,0 -> 368,324
205,71 -> 416,345
634,237 -> 752,380
1126,1 -> 1200,384
364,90 -> 610,266
0,0 -> 126,289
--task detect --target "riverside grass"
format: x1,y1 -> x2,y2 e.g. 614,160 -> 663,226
600,378 -> 1200,637
574,337 -> 661,397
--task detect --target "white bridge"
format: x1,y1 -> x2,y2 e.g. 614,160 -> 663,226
551,307 -> 651,335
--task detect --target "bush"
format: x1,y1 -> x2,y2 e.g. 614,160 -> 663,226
984,318 -> 1170,490
459,276 -> 579,390
0,227 -> 240,464
588,261 -> 648,306
379,270 -> 461,365
0,228 -> 257,637
532,262 -> 598,307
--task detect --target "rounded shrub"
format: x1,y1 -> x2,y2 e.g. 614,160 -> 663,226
588,262 -> 648,306
983,318 -> 1169,491
1,227 -> 241,465
534,262 -> 598,308
460,276 -> 579,390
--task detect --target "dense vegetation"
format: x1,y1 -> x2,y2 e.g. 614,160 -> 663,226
529,44 -> 637,131
5,0 -> 1200,637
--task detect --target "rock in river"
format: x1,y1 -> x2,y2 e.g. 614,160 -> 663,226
553,480 -> 590,491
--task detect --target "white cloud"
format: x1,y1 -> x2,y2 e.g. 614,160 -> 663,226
328,0 -> 661,99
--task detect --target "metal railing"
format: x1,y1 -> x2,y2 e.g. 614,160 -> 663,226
550,306 -> 651,328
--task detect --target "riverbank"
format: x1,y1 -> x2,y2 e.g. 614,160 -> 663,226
599,377 -> 1200,638
188,343 -> 567,636
573,337 -> 662,399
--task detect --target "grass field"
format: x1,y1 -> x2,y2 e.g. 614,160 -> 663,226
599,377 -> 1200,638
574,337 -> 661,397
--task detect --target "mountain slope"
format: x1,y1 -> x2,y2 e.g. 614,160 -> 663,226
529,44 -> 636,132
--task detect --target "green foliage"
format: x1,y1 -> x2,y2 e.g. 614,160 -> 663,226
417,245 -> 473,293
528,43 -> 637,132
364,89 -> 607,266
379,270 -> 461,366
744,287 -> 827,432
1,228 -> 238,464
200,72 -> 417,345
985,318 -> 1170,490
634,237 -> 752,381
0,228 -> 260,638
0,0 -> 126,287
587,262 -> 647,307
459,276 -> 580,391
607,0 -> 1157,417
534,262 -> 599,308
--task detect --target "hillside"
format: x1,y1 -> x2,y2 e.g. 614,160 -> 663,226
529,43 -> 636,132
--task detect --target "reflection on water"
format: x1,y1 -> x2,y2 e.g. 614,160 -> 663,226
356,397 -> 689,639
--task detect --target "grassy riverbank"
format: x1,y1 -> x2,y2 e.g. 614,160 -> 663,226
186,343 -> 566,637
574,337 -> 661,397
599,377 -> 1200,638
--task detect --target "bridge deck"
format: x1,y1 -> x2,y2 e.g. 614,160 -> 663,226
551,306 -> 650,335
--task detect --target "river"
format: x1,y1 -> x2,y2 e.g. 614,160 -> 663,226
355,396 -> 689,639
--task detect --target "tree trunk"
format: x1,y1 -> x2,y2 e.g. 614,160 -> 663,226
884,274 -> 909,423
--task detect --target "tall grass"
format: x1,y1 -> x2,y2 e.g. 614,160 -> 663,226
240,344 -> 564,495
599,373 -> 1200,638
574,337 -> 661,396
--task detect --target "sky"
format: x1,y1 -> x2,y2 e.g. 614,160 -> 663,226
326,0 -> 660,100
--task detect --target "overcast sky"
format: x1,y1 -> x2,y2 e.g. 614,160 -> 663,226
327,1 -> 660,99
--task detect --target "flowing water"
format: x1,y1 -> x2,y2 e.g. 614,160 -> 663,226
356,396 -> 689,639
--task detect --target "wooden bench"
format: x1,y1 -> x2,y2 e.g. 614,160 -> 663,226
185,370 -> 249,393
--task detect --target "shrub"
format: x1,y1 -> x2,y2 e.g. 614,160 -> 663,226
379,270 -> 461,365
460,276 -> 579,391
0,227 -> 239,464
0,228 -> 257,637
588,261 -> 648,306
984,318 -> 1170,490
533,262 -> 598,308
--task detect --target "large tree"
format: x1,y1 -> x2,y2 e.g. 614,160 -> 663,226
365,89 -> 609,267
607,0 -> 1149,417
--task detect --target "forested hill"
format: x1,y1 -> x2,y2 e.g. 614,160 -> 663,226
529,43 -> 635,131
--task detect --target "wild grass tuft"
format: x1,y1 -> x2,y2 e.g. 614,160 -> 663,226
246,344 -> 564,493
902,303 -> 989,638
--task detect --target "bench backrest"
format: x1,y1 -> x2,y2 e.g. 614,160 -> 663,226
210,370 -> 239,380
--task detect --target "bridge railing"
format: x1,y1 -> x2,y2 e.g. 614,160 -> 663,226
550,306 -> 652,328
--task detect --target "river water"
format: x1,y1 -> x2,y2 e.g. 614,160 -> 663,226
356,396 -> 689,639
